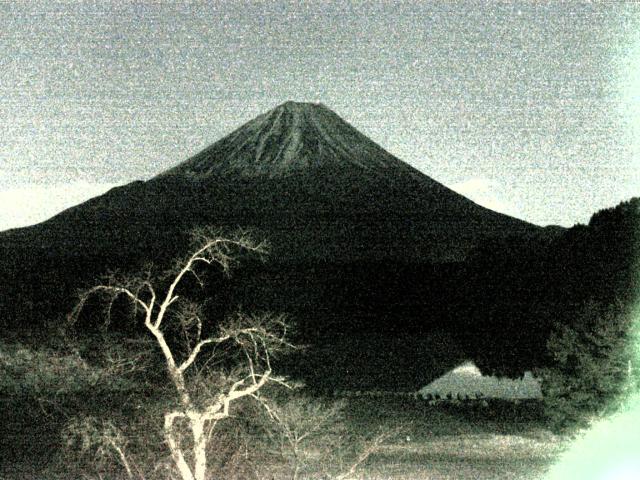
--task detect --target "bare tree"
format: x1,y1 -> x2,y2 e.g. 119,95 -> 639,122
333,426 -> 402,480
62,416 -> 138,479
260,395 -> 346,480
257,393 -> 403,480
70,228 -> 293,480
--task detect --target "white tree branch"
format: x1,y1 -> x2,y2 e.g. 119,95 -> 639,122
164,411 -> 195,480
178,335 -> 230,374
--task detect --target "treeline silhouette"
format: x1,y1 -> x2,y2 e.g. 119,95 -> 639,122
217,198 -> 639,393
460,197 -> 639,375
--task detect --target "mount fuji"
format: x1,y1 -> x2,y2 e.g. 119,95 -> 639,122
0,101 -> 547,387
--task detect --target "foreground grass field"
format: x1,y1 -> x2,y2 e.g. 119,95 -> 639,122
358,433 -> 563,480
1,393 -> 568,479
0,338 -> 571,479
341,397 -> 567,480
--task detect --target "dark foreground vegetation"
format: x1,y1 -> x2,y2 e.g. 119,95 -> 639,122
0,198 -> 638,478
0,340 -> 565,480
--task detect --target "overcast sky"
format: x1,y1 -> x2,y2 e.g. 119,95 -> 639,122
1,1 -> 639,230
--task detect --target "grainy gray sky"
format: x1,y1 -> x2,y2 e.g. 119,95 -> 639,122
1,0 -> 639,230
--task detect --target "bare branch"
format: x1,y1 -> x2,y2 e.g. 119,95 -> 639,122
335,426 -> 404,480
164,411 -> 194,480
178,336 -> 230,374
153,234 -> 264,331
69,285 -> 153,330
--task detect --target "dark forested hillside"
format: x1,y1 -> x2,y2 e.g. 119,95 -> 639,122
460,198 -> 639,381
0,102 -> 635,393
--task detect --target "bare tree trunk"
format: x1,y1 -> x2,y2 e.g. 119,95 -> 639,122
165,412 -> 196,480
191,414 -> 208,480
292,442 -> 301,480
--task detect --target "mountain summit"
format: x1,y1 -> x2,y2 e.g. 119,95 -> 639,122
162,101 -> 425,180
1,101 -> 540,265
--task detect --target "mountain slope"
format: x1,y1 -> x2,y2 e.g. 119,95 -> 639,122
0,101 -> 547,388
1,101 -> 538,262
161,101 -> 427,180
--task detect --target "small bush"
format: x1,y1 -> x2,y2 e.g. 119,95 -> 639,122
260,391 -> 348,479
